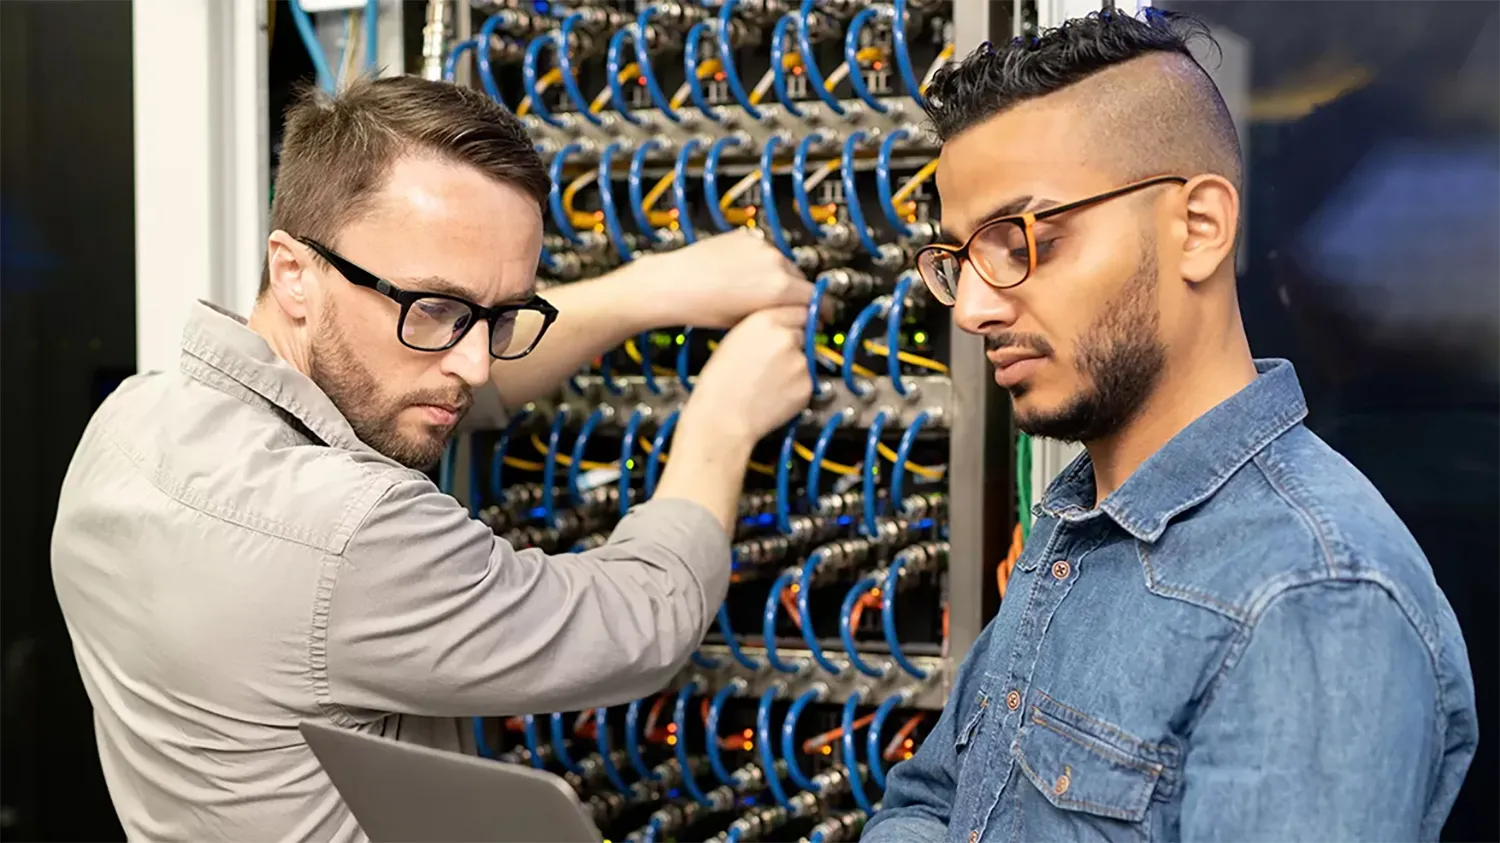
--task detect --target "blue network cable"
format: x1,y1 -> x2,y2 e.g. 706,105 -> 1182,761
556,13 -> 603,125
755,687 -> 793,808
795,0 -> 846,114
780,688 -> 823,790
883,557 -> 930,679
804,274 -> 833,395
523,714 -> 545,769
705,681 -> 744,787
628,139 -> 665,244
719,603 -> 761,671
476,13 -> 509,104
796,552 -> 843,674
759,136 -> 797,260
550,711 -> 584,773
594,708 -> 634,794
887,271 -> 920,395
442,38 -> 480,82
791,133 -> 828,237
683,22 -> 723,122
643,410 -> 678,498
473,716 -> 494,759
675,330 -> 695,394
762,569 -> 802,674
567,407 -> 607,507
716,0 -> 762,118
672,139 -> 702,246
674,684 -> 714,805
363,0 -> 378,72
775,423 -> 800,535
807,412 -> 847,504
890,410 -> 930,510
439,439 -> 456,496
876,130 -> 918,236
633,6 -> 681,122
619,409 -> 646,519
839,576 -> 887,677
842,298 -> 888,395
841,131 -> 885,256
547,143 -> 585,243
522,34 -> 566,128
703,136 -> 743,232
867,694 -> 907,788
541,408 -> 569,528
768,15 -> 805,118
288,0 -> 336,94
624,698 -> 661,781
892,0 -> 928,108
841,693 -> 876,813
605,28 -> 644,125
597,141 -> 634,263
862,411 -> 890,535
843,7 -> 889,112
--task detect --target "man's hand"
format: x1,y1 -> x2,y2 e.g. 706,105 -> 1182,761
633,230 -> 815,328
681,304 -> 813,444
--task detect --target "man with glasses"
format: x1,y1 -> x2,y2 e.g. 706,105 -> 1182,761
863,10 -> 1475,843
51,75 -> 815,841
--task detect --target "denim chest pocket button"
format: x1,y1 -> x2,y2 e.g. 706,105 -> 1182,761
1008,700 -> 1165,823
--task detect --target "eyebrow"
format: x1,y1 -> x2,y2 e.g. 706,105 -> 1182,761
940,194 -> 1061,243
400,275 -> 537,308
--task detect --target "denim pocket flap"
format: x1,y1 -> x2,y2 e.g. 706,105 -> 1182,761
1010,702 -> 1163,823
955,689 -> 991,751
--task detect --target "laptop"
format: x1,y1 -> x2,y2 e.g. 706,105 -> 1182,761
301,721 -> 602,843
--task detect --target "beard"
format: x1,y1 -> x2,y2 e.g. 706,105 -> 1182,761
307,301 -> 470,470
996,245 -> 1167,444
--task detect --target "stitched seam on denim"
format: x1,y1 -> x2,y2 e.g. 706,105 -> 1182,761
1028,710 -> 1161,775
1033,690 -> 1177,758
1137,542 -> 1247,622
1253,449 -> 1339,577
103,429 -> 332,550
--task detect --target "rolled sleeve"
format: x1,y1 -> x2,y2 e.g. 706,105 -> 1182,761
318,476 -> 730,719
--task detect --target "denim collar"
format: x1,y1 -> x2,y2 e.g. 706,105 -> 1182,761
1037,359 -> 1308,542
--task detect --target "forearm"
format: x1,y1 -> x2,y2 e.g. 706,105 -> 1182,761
489,259 -> 678,410
650,403 -> 755,534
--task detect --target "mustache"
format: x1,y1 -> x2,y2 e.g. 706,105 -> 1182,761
408,386 -> 473,413
984,331 -> 1055,358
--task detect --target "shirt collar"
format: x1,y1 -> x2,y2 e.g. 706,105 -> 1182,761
1037,359 -> 1308,542
178,301 -> 373,453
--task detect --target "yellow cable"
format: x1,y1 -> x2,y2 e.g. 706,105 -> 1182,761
861,341 -> 949,374
876,443 -> 945,480
622,337 -> 679,377
792,442 -> 860,475
516,67 -> 563,118
669,59 -> 723,110
639,436 -> 775,476
503,456 -> 546,472
530,433 -> 616,470
590,62 -> 641,114
890,159 -> 939,218
814,345 -> 877,380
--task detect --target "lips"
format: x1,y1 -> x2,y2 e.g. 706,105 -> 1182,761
986,350 -> 1046,389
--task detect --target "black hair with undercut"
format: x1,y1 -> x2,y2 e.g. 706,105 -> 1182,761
922,8 -> 1242,190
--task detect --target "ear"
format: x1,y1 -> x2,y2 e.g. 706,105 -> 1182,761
1177,174 -> 1239,284
265,230 -> 314,322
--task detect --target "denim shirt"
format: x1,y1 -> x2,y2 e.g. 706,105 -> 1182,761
864,360 -> 1477,843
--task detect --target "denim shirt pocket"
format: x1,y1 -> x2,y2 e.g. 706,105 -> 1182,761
1009,693 -> 1166,829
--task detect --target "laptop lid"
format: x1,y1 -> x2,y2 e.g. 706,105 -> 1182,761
300,721 -> 602,843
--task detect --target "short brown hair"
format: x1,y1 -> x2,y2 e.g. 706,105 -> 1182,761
262,75 -> 549,294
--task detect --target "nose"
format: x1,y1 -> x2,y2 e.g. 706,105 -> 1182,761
951,262 -> 1018,336
439,320 -> 494,388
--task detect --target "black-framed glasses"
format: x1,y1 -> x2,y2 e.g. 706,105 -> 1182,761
298,238 -> 559,360
914,175 -> 1188,306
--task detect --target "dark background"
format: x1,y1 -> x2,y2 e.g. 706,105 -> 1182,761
2,0 -> 1496,839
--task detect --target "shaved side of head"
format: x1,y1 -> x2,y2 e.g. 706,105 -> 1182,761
924,9 -> 1242,194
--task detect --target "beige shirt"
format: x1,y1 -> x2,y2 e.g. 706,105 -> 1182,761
51,302 -> 730,842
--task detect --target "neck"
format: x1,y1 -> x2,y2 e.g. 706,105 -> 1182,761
1085,319 -> 1258,505
247,297 -> 313,376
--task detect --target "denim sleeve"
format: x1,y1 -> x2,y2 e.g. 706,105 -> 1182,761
1181,580 -> 1444,842
862,620 -> 998,843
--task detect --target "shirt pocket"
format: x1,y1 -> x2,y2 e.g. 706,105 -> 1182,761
1009,692 -> 1167,829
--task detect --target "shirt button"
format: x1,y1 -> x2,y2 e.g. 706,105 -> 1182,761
969,831 -> 980,843
1051,560 -> 1071,580
1054,766 -> 1072,796
1005,690 -> 1021,710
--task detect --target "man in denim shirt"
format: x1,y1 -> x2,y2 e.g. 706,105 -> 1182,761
866,9 -> 1477,842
